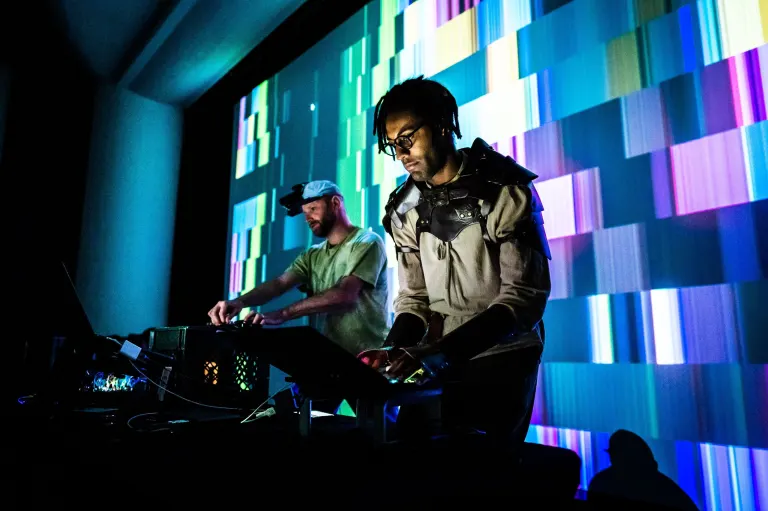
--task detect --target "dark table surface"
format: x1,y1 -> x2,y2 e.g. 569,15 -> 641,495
4,397 -> 586,506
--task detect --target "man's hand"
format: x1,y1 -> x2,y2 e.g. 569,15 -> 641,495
244,309 -> 287,326
358,348 -> 400,370
385,344 -> 444,383
208,299 -> 245,325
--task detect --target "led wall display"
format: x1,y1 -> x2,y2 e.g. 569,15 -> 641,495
227,1 -> 768,507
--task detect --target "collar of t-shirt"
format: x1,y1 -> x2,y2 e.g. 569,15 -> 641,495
323,226 -> 361,251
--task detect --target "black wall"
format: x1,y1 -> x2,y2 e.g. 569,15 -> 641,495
1,1 -> 97,404
1,1 -> 96,275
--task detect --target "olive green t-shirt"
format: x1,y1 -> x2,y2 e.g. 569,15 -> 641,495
286,227 -> 389,355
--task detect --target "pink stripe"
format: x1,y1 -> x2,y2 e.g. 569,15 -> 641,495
530,369 -> 546,425
544,427 -> 557,447
511,134 -> 522,164
671,129 -> 749,215
535,174 -> 576,239
729,56 -> 747,127
567,429 -> 579,457
729,57 -> 744,127
436,0 -> 447,26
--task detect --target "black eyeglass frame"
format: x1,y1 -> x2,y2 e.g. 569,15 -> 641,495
382,123 -> 425,158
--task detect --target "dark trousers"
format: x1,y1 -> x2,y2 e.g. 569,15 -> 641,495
395,345 -> 541,457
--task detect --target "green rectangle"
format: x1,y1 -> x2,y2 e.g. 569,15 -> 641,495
258,132 -> 271,167
350,112 -> 367,153
339,80 -> 356,121
256,192 -> 267,227
245,256 -> 257,290
379,22 -> 394,63
352,39 -> 362,79
372,143 -> 384,186
336,155 -> 361,226
257,80 -> 269,138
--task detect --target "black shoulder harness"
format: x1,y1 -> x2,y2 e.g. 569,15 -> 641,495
382,138 -> 551,259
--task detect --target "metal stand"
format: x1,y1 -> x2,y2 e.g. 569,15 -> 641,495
299,398 -> 311,438
353,399 -> 386,446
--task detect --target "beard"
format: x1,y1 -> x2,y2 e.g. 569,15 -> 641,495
408,160 -> 437,182
408,136 -> 451,183
311,210 -> 337,238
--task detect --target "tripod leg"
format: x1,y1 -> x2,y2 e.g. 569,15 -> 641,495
299,398 -> 312,438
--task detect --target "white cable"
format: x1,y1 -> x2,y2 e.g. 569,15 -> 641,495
128,362 -> 293,427
126,412 -> 158,430
129,360 -> 242,410
240,383 -> 294,424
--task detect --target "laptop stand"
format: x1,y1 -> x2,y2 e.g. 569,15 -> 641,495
250,326 -> 442,445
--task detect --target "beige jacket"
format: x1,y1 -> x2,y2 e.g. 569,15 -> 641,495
390,172 -> 551,359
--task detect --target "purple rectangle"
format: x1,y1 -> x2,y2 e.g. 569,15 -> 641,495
700,60 -> 739,135
678,284 -> 739,363
524,120 -> 564,181
573,167 -> 603,234
747,48 -> 767,123
651,149 -> 674,219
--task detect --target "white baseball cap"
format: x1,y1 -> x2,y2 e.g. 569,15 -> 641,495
302,180 -> 343,201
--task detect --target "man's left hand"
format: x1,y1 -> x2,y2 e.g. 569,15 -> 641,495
243,309 -> 287,326
386,344 -> 444,383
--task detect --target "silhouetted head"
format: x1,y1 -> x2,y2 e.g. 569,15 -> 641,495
606,430 -> 658,471
373,76 -> 462,182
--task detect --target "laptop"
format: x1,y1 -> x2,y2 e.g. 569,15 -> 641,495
15,261 -> 116,408
56,261 -> 98,339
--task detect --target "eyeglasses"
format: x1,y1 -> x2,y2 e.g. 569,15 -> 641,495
382,124 -> 424,158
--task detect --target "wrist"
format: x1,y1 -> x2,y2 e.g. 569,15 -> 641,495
231,297 -> 247,308
420,351 -> 449,377
385,313 -> 426,348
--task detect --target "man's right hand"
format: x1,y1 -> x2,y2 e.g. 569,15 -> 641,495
357,348 -> 399,370
208,299 -> 245,325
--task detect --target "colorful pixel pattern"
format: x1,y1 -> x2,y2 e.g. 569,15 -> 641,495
227,1 -> 768,508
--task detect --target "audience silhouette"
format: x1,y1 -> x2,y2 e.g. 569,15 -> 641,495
588,430 -> 699,510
